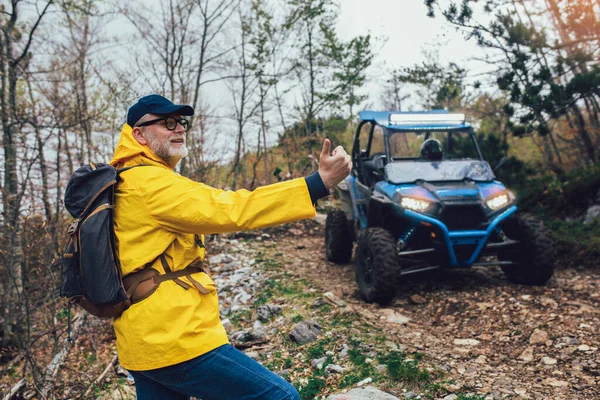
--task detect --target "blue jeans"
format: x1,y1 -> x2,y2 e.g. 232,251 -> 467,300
128,344 -> 300,400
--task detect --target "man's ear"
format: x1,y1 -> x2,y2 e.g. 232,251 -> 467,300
132,127 -> 148,145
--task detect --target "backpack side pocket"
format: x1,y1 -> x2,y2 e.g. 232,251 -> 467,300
61,238 -> 83,298
79,204 -> 127,305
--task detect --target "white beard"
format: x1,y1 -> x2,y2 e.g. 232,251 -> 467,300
145,129 -> 188,165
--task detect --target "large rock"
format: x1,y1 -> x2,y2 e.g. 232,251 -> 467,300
327,386 -> 400,399
289,320 -> 322,344
529,329 -> 550,345
379,309 -> 410,325
518,347 -> 534,362
231,329 -> 252,342
311,357 -> 327,369
542,378 -> 569,387
325,364 -> 344,374
251,320 -> 266,340
453,338 -> 480,346
409,294 -> 427,304
108,385 -> 136,400
257,304 -> 282,321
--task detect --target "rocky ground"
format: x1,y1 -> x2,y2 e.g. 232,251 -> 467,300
2,215 -> 598,400
211,216 -> 599,400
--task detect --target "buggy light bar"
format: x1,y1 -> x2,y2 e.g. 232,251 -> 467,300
389,113 -> 465,125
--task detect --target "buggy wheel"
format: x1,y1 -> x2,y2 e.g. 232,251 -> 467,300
354,228 -> 398,305
499,214 -> 555,285
325,210 -> 353,264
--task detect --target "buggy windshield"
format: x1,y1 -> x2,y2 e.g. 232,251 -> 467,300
387,129 -> 480,160
385,160 -> 495,184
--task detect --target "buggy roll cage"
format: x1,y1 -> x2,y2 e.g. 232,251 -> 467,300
351,111 -> 485,165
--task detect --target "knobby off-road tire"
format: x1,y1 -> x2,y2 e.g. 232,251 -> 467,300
354,228 -> 398,305
325,210 -> 353,264
499,214 -> 556,285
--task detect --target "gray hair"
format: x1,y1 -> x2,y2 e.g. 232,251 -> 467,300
134,113 -> 156,127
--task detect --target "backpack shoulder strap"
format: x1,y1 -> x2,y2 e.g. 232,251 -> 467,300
116,164 -> 149,175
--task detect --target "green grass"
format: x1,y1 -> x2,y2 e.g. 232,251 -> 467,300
264,353 -> 293,372
291,314 -> 304,323
306,343 -> 326,360
456,395 -> 487,400
278,276 -> 313,298
348,348 -> 366,365
374,335 -> 388,344
339,373 -> 363,388
297,377 -> 326,400
423,380 -> 452,398
57,307 -> 70,321
330,311 -> 360,328
306,338 -> 331,359
255,257 -> 281,270
229,309 -> 252,327
334,341 -> 381,389
253,291 -> 272,306
253,276 -> 314,307
518,164 -> 600,217
317,304 -> 332,313
338,363 -> 378,388
545,218 -> 600,268
379,352 -> 430,387
85,353 -> 97,365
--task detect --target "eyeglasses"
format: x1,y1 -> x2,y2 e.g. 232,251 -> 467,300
136,117 -> 189,131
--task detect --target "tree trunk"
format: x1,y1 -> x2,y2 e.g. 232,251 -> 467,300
27,77 -> 53,224
569,105 -> 596,164
0,0 -> 54,347
259,88 -> 270,185
1,5 -> 22,349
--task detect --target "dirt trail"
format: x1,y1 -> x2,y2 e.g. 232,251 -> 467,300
264,220 -> 600,399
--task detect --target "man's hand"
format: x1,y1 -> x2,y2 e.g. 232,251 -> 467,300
318,139 -> 352,189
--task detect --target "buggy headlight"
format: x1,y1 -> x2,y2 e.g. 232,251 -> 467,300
486,193 -> 510,210
401,197 -> 430,212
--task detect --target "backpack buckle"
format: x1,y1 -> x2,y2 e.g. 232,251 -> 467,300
67,219 -> 80,235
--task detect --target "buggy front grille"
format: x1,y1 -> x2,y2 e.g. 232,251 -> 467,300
441,204 -> 486,231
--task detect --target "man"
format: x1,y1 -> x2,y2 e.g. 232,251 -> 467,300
109,94 -> 351,400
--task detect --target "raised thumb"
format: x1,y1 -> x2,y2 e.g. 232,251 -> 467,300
320,139 -> 331,160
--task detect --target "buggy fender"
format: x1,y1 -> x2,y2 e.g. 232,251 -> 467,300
366,192 -> 404,229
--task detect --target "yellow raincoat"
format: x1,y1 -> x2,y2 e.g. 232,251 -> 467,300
109,124 -> 317,370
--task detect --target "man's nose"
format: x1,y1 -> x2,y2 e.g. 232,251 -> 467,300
174,122 -> 186,133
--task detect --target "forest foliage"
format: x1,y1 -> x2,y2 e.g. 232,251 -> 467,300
0,0 -> 598,397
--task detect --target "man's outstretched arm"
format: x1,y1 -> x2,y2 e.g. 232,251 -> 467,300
132,138 -> 352,234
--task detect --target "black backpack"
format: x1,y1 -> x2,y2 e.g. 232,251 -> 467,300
61,163 -> 139,318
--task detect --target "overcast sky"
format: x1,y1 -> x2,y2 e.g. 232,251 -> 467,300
336,0 -> 492,109
106,0 -> 492,153
338,1 -> 482,66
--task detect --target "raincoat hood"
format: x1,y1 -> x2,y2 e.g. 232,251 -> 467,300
109,124 -> 172,169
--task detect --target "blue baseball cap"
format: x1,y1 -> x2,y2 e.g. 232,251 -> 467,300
127,94 -> 194,127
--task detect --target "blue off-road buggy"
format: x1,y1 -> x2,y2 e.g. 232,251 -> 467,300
325,111 -> 555,304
